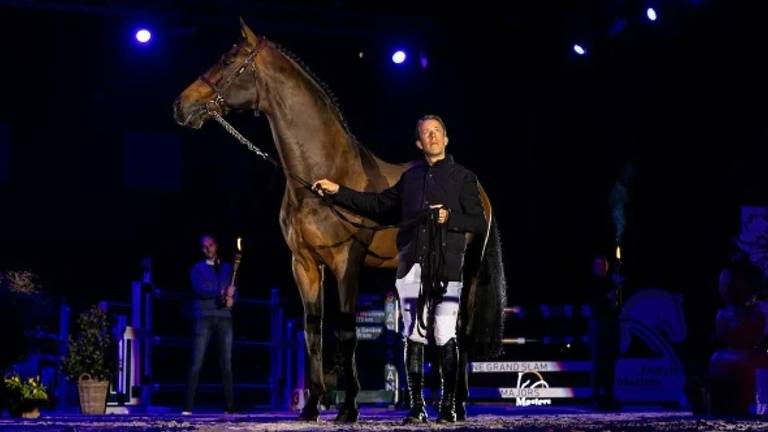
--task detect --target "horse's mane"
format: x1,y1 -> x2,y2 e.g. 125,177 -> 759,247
270,41 -> 357,143
268,41 -> 413,175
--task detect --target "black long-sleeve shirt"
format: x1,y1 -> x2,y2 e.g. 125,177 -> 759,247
333,154 -> 486,281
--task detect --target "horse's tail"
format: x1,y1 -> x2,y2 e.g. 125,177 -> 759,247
461,217 -> 507,360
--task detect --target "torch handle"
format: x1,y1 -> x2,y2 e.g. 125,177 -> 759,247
230,253 -> 242,287
612,259 -> 623,309
221,253 -> 242,309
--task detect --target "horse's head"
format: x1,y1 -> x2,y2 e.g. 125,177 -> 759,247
173,19 -> 268,129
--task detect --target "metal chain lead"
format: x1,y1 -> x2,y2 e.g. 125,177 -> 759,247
210,112 -> 272,162
209,109 -> 396,238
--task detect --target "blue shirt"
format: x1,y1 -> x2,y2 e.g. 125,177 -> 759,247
190,260 -> 233,318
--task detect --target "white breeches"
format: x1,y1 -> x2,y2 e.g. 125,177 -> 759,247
395,264 -> 463,346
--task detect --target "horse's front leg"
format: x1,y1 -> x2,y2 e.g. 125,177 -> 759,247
330,245 -> 365,423
293,253 -> 325,421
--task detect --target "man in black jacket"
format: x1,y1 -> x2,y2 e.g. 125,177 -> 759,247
313,115 -> 486,423
588,255 -> 621,411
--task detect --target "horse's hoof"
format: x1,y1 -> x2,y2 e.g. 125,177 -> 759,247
334,406 -> 359,423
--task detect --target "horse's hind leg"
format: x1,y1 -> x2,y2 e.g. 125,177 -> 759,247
331,247 -> 363,423
456,348 -> 469,420
293,253 -> 325,421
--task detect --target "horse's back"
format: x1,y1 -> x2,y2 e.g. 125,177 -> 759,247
366,152 -> 413,188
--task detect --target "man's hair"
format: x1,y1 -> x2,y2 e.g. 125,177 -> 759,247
199,233 -> 217,245
415,114 -> 448,140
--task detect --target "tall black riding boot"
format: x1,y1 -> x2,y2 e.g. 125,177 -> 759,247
403,339 -> 428,423
438,338 -> 458,423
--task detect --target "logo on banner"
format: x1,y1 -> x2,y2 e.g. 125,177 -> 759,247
514,371 -> 552,407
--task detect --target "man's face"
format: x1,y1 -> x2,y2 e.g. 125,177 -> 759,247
201,236 -> 218,260
416,119 -> 448,158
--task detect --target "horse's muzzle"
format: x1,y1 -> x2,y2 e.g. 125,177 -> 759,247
172,97 -> 191,126
173,98 -> 206,129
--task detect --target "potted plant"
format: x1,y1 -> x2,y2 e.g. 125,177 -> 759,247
3,374 -> 48,419
61,305 -> 113,415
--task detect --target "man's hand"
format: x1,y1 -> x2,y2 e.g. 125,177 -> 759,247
430,204 -> 450,224
312,179 -> 340,197
220,285 -> 236,308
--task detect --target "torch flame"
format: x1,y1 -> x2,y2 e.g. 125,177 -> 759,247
237,237 -> 242,252
616,245 -> 621,261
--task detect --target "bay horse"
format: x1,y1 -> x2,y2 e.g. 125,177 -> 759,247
173,20 -> 506,422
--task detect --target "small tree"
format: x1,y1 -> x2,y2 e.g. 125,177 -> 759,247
61,305 -> 113,382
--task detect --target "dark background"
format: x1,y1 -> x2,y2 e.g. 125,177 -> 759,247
0,0 -> 765,375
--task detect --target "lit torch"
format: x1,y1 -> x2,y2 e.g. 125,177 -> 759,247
231,237 -> 242,286
613,240 -> 623,309
223,237 -> 242,308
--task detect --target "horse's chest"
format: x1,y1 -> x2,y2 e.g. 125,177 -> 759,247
281,202 -> 351,245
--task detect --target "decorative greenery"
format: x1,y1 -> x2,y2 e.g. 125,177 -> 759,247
61,305 -> 113,382
0,271 -> 42,295
0,270 -> 47,373
3,374 -> 48,402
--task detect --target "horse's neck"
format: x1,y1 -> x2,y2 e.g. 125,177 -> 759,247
261,54 -> 362,194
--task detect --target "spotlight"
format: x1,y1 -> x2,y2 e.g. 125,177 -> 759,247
135,28 -> 152,44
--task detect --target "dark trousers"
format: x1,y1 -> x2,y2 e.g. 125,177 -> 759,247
185,316 -> 234,411
590,316 -> 620,408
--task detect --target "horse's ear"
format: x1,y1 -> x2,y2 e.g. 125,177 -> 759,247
239,17 -> 258,45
